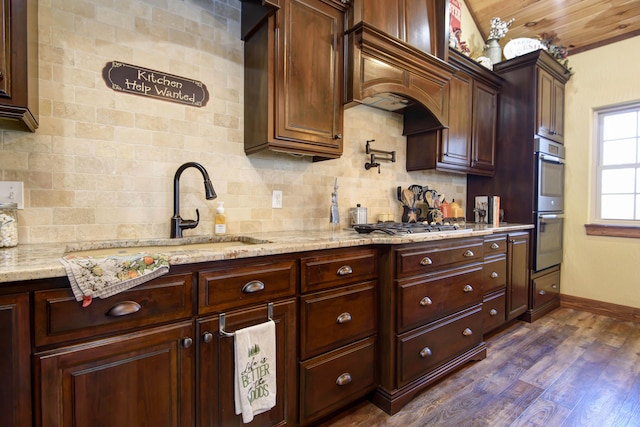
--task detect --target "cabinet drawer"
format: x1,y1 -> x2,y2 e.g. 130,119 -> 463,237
300,248 -> 377,293
484,234 -> 507,255
397,264 -> 482,332
299,337 -> 376,425
34,273 -> 193,347
300,282 -> 377,359
482,255 -> 506,294
397,304 -> 482,386
532,268 -> 560,309
198,258 -> 296,313
396,238 -> 483,277
483,288 -> 506,334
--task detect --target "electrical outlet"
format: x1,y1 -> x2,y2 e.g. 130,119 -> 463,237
0,181 -> 24,209
272,190 -> 282,209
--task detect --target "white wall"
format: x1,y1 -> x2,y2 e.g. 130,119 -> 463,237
563,35 -> 640,308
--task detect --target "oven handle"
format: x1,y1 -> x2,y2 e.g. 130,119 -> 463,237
539,213 -> 564,220
539,153 -> 565,164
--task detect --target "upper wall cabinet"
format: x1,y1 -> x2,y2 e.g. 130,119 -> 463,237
405,49 -> 502,176
0,0 -> 39,132
242,0 -> 347,160
536,68 -> 566,143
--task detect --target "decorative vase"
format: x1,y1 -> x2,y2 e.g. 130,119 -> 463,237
484,38 -> 503,64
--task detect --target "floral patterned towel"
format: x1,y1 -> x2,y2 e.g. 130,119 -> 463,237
60,253 -> 170,307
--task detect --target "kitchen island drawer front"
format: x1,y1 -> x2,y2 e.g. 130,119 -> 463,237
34,273 -> 193,347
484,234 -> 507,255
397,264 -> 482,332
396,238 -> 483,277
300,282 -> 377,359
483,288 -> 506,333
300,248 -> 377,293
299,337 -> 377,425
482,256 -> 507,294
532,268 -> 560,309
198,259 -> 296,313
397,305 -> 482,386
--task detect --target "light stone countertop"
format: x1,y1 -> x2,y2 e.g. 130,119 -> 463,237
0,223 -> 533,284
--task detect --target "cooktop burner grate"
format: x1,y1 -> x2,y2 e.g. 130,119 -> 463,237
352,222 -> 459,235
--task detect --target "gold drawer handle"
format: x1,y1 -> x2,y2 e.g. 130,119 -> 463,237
336,312 -> 352,324
539,289 -> 546,295
462,328 -> 473,336
490,242 -> 500,249
420,256 -> 433,266
242,280 -> 265,293
420,347 -> 432,358
463,250 -> 475,257
489,309 -> 498,316
463,284 -> 474,293
490,272 -> 499,279
106,301 -> 141,317
336,373 -> 352,386
337,265 -> 353,276
420,296 -> 433,306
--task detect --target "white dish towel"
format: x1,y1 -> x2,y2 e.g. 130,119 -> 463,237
234,320 -> 277,423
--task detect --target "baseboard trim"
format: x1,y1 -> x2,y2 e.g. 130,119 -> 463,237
560,294 -> 640,323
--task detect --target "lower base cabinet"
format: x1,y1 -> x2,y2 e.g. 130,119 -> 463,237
522,265 -> 561,322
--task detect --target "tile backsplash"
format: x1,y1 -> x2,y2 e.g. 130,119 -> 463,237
0,0 -> 466,244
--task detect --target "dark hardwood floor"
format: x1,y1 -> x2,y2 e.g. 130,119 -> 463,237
319,308 -> 640,426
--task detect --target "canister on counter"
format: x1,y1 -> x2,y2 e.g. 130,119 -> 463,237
349,204 -> 368,225
0,202 -> 18,247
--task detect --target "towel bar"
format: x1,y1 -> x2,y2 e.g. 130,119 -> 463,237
219,302 -> 274,337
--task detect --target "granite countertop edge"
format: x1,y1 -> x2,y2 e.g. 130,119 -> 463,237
0,223 -> 533,284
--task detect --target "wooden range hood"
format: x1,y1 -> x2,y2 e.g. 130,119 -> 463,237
345,0 -> 456,129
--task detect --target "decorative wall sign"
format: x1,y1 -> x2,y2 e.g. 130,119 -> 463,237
102,61 -> 209,107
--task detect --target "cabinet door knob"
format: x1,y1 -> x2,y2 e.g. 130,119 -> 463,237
539,289 -> 546,295
463,250 -> 474,257
420,347 -> 432,358
337,265 -> 353,276
490,242 -> 500,249
490,272 -> 499,279
462,328 -> 473,336
182,337 -> 193,348
202,332 -> 213,343
336,373 -> 352,386
242,280 -> 265,293
106,301 -> 141,317
551,283 -> 558,289
334,133 -> 342,140
336,312 -> 352,324
420,296 -> 433,306
489,309 -> 498,316
420,256 -> 433,266
463,284 -> 474,293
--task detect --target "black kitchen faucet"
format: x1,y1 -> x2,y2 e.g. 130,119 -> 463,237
170,162 -> 217,238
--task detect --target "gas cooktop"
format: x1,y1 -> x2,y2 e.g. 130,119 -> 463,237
352,222 -> 464,235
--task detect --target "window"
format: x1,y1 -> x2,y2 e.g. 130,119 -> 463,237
594,102 -> 640,224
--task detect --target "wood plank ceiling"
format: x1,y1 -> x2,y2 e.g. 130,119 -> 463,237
464,0 -> 640,55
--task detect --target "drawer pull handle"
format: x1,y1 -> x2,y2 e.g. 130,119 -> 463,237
463,284 -> 474,293
490,242 -> 500,249
463,250 -> 475,257
551,283 -> 558,289
202,332 -> 213,343
490,272 -> 499,279
106,301 -> 141,317
182,337 -> 193,348
337,265 -> 353,276
420,256 -> 433,266
336,312 -> 352,324
420,296 -> 433,306
420,347 -> 432,358
539,289 -> 546,295
462,328 -> 473,336
489,309 -> 498,316
242,280 -> 265,293
336,373 -> 352,386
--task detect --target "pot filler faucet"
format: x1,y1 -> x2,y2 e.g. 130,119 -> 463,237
171,162 -> 217,238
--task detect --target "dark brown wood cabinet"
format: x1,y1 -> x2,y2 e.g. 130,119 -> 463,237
0,0 -> 39,131
506,231 -> 530,320
0,293 -> 32,427
242,0 -> 346,159
537,67 -> 566,144
406,49 -> 501,175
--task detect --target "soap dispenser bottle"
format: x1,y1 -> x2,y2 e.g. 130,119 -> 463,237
214,202 -> 226,235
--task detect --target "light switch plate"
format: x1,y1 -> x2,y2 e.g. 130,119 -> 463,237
0,181 -> 24,209
272,190 -> 282,209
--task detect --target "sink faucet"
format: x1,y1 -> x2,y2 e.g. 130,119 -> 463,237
171,162 -> 217,238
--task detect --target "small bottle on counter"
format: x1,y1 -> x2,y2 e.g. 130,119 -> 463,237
214,201 -> 226,235
0,202 -> 18,247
